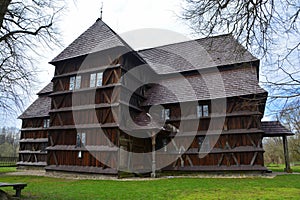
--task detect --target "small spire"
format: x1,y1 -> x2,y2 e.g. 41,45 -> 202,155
100,2 -> 103,20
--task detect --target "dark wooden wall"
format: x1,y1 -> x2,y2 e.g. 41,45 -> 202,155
18,117 -> 49,167
152,94 -> 267,172
47,51 -> 148,175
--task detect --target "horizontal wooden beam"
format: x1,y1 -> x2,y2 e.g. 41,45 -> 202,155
48,123 -> 119,130
169,128 -> 264,137
18,150 -> 47,155
21,127 -> 48,131
156,146 -> 264,155
49,83 -> 122,97
17,161 -> 47,167
19,138 -> 48,143
163,165 -> 267,172
45,165 -> 118,175
46,145 -> 118,152
52,64 -> 121,79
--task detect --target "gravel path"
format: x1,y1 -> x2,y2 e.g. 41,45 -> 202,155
4,170 -> 296,180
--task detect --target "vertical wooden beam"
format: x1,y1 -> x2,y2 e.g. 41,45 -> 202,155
282,135 -> 292,173
151,131 -> 156,178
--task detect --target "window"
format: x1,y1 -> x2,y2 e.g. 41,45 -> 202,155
78,151 -> 82,158
197,104 -> 209,117
90,73 -> 96,87
69,76 -> 75,90
69,75 -> 81,90
43,119 -> 50,128
90,72 -> 103,87
75,75 -> 81,89
81,133 -> 86,146
161,108 -> 170,120
76,132 -> 86,147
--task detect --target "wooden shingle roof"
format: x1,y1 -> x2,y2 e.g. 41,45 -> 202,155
138,34 -> 258,74
262,121 -> 294,137
19,83 -> 52,119
50,19 -> 132,63
18,96 -> 51,119
143,66 -> 266,105
37,82 -> 53,96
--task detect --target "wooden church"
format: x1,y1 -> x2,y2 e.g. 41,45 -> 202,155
18,19 -> 293,176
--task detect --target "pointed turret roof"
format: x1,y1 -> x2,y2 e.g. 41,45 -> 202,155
50,19 -> 132,63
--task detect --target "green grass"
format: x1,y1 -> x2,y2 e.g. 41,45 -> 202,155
0,167 -> 17,173
0,174 -> 300,200
266,163 -> 300,173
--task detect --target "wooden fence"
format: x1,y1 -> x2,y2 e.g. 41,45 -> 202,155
0,157 -> 18,167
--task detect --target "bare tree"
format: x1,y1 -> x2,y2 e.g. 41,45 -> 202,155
0,0 -> 63,118
280,104 -> 300,162
182,0 -> 300,112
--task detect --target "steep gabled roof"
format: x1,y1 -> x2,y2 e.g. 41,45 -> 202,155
138,34 -> 258,74
37,82 -> 53,96
19,83 -> 52,119
18,96 -> 51,119
143,66 -> 266,105
50,19 -> 132,63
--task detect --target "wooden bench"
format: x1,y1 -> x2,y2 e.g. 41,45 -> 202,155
0,183 -> 27,198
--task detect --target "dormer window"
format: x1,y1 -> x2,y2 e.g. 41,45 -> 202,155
197,104 -> 209,117
161,108 -> 170,120
90,72 -> 103,87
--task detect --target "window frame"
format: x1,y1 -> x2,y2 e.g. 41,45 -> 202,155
76,132 -> 86,147
69,76 -> 75,90
69,75 -> 82,90
43,119 -> 50,128
161,108 -> 170,120
89,72 -> 103,87
75,75 -> 81,89
197,104 -> 209,118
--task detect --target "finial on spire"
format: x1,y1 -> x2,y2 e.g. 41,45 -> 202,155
100,2 -> 103,20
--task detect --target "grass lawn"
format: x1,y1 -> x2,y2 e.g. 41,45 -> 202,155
266,163 -> 300,173
0,173 -> 299,200
0,167 -> 17,173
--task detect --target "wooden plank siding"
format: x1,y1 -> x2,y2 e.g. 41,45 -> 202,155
149,94 -> 267,172
46,50 -> 148,175
18,117 -> 49,167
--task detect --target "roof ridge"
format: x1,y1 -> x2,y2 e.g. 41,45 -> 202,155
50,19 -> 134,63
